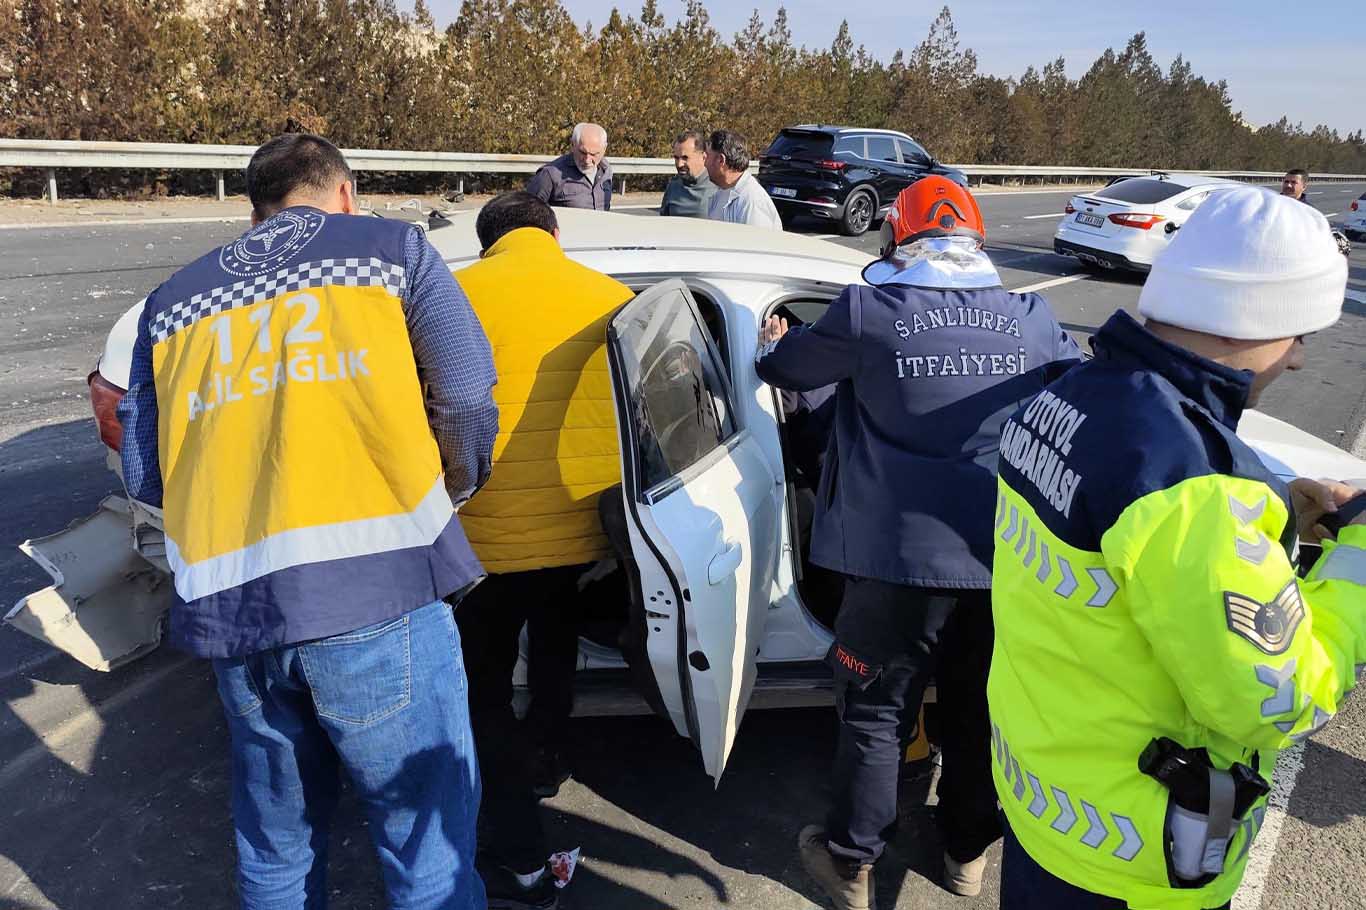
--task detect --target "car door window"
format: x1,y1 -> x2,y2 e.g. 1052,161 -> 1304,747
612,285 -> 737,494
833,136 -> 864,159
897,138 -> 930,166
866,135 -> 899,164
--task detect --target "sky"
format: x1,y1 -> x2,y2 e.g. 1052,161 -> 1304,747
414,0 -> 1364,137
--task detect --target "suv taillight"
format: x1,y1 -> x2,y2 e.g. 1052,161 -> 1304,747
815,159 -> 847,172
1108,212 -> 1166,230
89,370 -> 126,452
1064,203 -> 1076,214
1352,200 -> 1359,211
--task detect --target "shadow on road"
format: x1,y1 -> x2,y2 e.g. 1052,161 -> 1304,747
1290,739 -> 1366,830
556,706 -> 959,908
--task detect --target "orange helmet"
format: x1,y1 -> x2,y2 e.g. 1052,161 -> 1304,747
880,176 -> 985,256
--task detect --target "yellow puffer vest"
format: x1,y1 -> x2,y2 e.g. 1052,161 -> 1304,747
454,227 -> 634,573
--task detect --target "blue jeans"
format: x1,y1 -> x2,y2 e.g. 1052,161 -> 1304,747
212,600 -> 484,910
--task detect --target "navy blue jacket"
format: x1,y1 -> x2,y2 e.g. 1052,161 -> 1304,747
1000,310 -> 1294,557
757,282 -> 1080,588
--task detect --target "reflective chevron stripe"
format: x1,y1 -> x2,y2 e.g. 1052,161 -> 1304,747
1085,567 -> 1117,607
1025,772 -> 1048,818
1054,555 -> 1078,596
994,727 -> 1145,861
1036,542 -> 1052,582
1050,786 -> 1077,835
1255,659 -> 1298,717
1315,543 -> 1366,585
1001,505 -> 1020,543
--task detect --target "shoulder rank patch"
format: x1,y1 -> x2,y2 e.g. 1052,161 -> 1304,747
1224,581 -> 1305,655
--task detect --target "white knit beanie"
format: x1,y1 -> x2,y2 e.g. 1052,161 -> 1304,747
1138,186 -> 1346,340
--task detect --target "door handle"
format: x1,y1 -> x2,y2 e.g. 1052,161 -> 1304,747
707,540 -> 743,585
868,168 -> 882,176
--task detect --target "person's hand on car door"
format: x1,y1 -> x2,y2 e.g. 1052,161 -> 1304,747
758,315 -> 789,349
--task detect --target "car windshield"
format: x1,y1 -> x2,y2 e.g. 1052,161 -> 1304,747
1098,178 -> 1190,205
767,131 -> 833,159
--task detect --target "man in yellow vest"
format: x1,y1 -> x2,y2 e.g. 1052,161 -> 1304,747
452,192 -> 633,909
989,186 -> 1365,908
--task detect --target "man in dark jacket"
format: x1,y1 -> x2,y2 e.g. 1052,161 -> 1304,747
526,122 -> 613,211
756,177 -> 1080,910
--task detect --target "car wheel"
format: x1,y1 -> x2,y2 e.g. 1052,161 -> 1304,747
839,190 -> 875,236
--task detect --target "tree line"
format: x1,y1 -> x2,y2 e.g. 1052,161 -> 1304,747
3,0 -> 1363,196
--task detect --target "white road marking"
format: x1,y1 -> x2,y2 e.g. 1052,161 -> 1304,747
1307,191 -> 1325,196
974,186 -> 1106,197
809,234 -> 841,240
1010,274 -> 1089,293
1324,212 -> 1339,218
0,215 -> 249,230
1023,213 -> 1064,219
1352,419 -> 1366,461
1233,742 -> 1306,910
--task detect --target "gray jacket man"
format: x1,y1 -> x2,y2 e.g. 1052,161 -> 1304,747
659,130 -> 716,218
526,122 -> 613,211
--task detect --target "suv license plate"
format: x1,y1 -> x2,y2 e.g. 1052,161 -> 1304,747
1075,212 -> 1105,228
771,187 -> 797,198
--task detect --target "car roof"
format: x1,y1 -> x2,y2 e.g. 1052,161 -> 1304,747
784,124 -> 912,139
1120,173 -> 1243,190
425,208 -> 874,272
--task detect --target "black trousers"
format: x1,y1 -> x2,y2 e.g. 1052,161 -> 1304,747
452,564 -> 587,873
1001,826 -> 1231,909
825,576 -> 1001,865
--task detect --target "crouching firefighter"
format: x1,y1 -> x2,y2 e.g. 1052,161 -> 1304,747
755,176 -> 1081,909
988,186 -> 1366,909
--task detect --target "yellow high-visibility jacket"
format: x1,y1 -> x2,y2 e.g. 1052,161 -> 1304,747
989,312 -> 1366,909
455,227 -> 634,573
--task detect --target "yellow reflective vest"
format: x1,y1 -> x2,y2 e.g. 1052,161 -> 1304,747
454,227 -> 634,573
989,313 -> 1366,909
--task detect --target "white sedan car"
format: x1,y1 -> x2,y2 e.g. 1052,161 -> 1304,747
1344,191 -> 1366,240
10,209 -> 1366,782
1053,173 -> 1240,271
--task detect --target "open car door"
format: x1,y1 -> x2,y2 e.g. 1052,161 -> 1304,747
606,279 -> 781,783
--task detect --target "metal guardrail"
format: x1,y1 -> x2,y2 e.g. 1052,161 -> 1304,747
2,139 -> 1364,203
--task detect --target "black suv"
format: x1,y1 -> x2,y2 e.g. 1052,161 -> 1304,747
757,125 -> 968,236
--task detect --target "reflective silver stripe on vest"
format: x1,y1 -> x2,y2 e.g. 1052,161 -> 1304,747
1229,493 -> 1273,566
1233,805 -> 1268,864
1036,542 -> 1052,583
1085,567 -> 1118,607
994,728 -> 1145,861
1255,659 -> 1297,717
1001,505 -> 1020,543
995,493 -> 1009,530
1023,531 -> 1039,567
1254,659 -> 1336,740
1316,543 -> 1366,586
1025,772 -> 1048,818
1290,706 -> 1334,743
1054,555 -> 1078,597
1228,494 -> 1267,524
1015,518 -> 1031,555
1050,786 -> 1077,834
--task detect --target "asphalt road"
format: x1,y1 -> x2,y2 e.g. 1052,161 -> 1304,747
1,184 -> 1365,909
